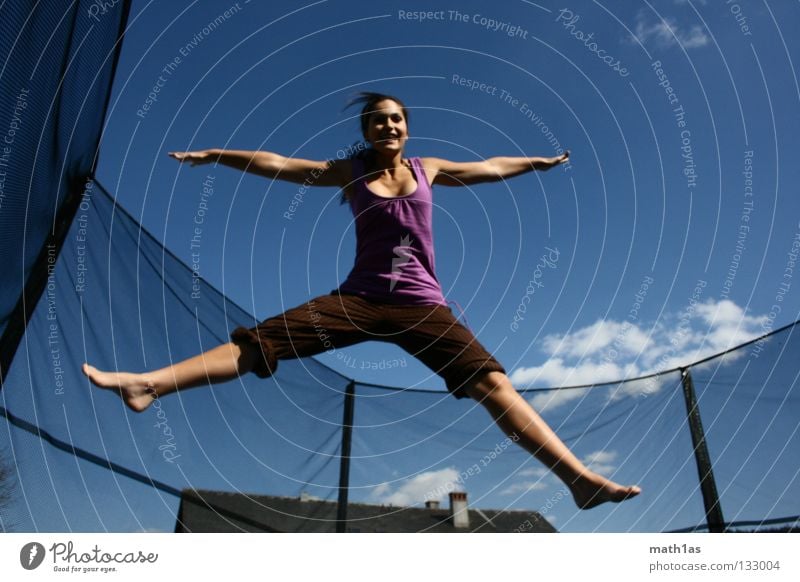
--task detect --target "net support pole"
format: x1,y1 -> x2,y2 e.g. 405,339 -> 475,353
680,367 -> 726,532
336,380 -> 356,533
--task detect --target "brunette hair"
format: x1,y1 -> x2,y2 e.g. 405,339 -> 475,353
339,92 -> 410,205
348,92 -> 410,139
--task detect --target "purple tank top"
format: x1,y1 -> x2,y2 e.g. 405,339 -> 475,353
335,156 -> 447,306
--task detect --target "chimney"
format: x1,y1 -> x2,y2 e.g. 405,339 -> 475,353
448,491 -> 469,529
424,500 -> 440,510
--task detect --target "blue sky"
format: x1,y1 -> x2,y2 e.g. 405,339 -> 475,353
92,0 -> 800,530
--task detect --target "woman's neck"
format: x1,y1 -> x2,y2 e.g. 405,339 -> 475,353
371,150 -> 405,172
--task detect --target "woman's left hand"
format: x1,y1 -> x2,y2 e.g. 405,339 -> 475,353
536,151 -> 570,171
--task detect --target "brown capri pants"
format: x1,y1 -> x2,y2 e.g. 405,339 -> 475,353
230,292 -> 505,399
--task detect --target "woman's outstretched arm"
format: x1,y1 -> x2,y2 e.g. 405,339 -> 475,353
422,152 -> 569,187
168,149 -> 349,187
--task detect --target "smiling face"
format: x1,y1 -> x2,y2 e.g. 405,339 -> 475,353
362,99 -> 409,155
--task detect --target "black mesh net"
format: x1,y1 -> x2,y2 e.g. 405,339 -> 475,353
0,0 -> 128,338
689,327 -> 800,532
2,186 -> 798,532
1,183 -> 349,532
1,0 -> 798,535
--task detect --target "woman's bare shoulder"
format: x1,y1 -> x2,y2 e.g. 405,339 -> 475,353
416,157 -> 443,187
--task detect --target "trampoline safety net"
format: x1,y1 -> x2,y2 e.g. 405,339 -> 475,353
1,179 -> 798,532
1,1 -> 798,534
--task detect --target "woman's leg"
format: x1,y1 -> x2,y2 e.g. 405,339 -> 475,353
464,371 -> 641,510
83,294 -> 381,413
82,342 -> 257,412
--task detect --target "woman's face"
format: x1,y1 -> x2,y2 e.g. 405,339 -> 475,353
363,99 -> 408,154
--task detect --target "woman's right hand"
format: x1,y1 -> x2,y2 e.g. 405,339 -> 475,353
168,149 -> 217,166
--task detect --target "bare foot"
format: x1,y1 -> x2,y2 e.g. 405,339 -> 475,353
570,472 -> 641,510
82,363 -> 157,413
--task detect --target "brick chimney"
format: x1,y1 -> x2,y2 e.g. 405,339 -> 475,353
448,491 -> 469,529
424,500 -> 440,510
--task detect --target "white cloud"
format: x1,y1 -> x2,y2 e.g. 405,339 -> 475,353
526,384 -> 590,412
371,482 -> 391,498
501,467 -> 552,497
607,375 -> 669,402
695,299 -> 768,353
583,450 -> 616,464
510,299 -> 767,411
631,12 -> 709,49
369,468 -> 459,506
582,450 -> 617,476
542,320 -> 616,358
541,320 -> 652,359
500,481 -> 548,496
517,467 -> 549,478
510,358 -> 636,390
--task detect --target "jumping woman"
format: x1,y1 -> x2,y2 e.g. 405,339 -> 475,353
82,92 -> 640,510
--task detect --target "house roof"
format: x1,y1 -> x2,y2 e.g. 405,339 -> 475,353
175,489 -> 557,533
